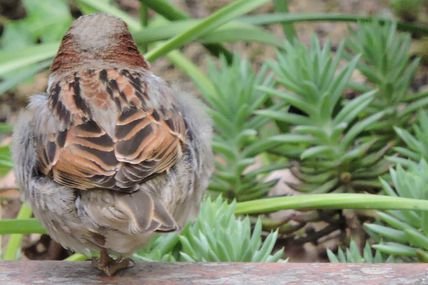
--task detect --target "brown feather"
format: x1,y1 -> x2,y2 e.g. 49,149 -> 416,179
39,68 -> 186,193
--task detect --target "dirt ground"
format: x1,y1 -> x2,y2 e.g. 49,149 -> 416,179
1,0 -> 427,261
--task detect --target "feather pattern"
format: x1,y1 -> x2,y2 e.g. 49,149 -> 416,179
39,68 -> 186,193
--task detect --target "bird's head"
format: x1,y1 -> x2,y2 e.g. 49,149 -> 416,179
51,13 -> 148,73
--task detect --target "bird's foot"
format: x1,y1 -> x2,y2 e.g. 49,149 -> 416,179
92,249 -> 135,276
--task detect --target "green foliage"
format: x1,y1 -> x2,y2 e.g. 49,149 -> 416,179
134,197 -> 284,262
134,232 -> 179,262
0,0 -> 71,93
260,37 -> 387,193
346,22 -> 425,134
0,123 -> 12,177
179,197 -> 284,262
365,161 -> 428,261
394,111 -> 428,164
327,240 -> 394,263
1,0 -> 72,50
145,0 -> 269,61
201,56 -> 283,201
0,145 -> 12,177
0,123 -> 12,134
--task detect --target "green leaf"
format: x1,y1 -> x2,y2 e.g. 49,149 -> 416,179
3,204 -> 34,260
404,228 -> 428,251
0,43 -> 58,76
0,123 -> 12,134
300,145 -> 333,160
1,0 -> 72,49
201,25 -> 281,47
327,240 -> 392,263
0,145 -> 12,177
268,134 -> 315,144
256,110 -> 310,125
333,90 -> 375,125
374,243 -> 417,256
145,0 -> 269,61
136,20 -> 281,47
139,0 -> 232,61
272,0 -> 296,39
140,0 -> 188,20
240,13 -> 428,34
235,194 -> 428,215
258,86 -> 315,114
0,60 -> 51,94
0,218 -> 46,235
364,224 -> 407,243
342,111 -> 385,148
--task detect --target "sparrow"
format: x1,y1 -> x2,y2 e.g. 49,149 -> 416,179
12,13 -> 212,276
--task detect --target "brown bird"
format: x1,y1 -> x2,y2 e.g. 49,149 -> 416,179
12,13 -> 212,276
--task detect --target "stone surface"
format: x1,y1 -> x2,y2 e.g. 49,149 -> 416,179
1,261 -> 428,285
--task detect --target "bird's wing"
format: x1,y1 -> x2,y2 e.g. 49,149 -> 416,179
35,68 -> 186,231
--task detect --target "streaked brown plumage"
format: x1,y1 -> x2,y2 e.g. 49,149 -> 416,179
12,13 -> 212,275
41,67 -> 186,193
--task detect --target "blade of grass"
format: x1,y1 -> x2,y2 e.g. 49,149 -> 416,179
140,0 -> 233,61
241,13 -> 428,34
201,26 -> 281,47
3,204 -> 34,260
135,20 -> 280,47
0,43 -> 58,77
145,0 -> 269,61
0,60 -> 51,94
0,145 -> 12,176
0,218 -> 46,235
139,2 -> 149,52
273,0 -> 296,40
235,194 -> 428,215
140,0 -> 188,20
134,19 -> 198,43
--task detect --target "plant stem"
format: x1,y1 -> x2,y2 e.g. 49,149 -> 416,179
241,13 -> 428,34
3,204 -> 33,260
139,2 -> 149,53
65,253 -> 88,261
0,218 -> 46,235
235,194 -> 428,215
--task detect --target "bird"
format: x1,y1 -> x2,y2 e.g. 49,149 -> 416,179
12,13 -> 212,276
